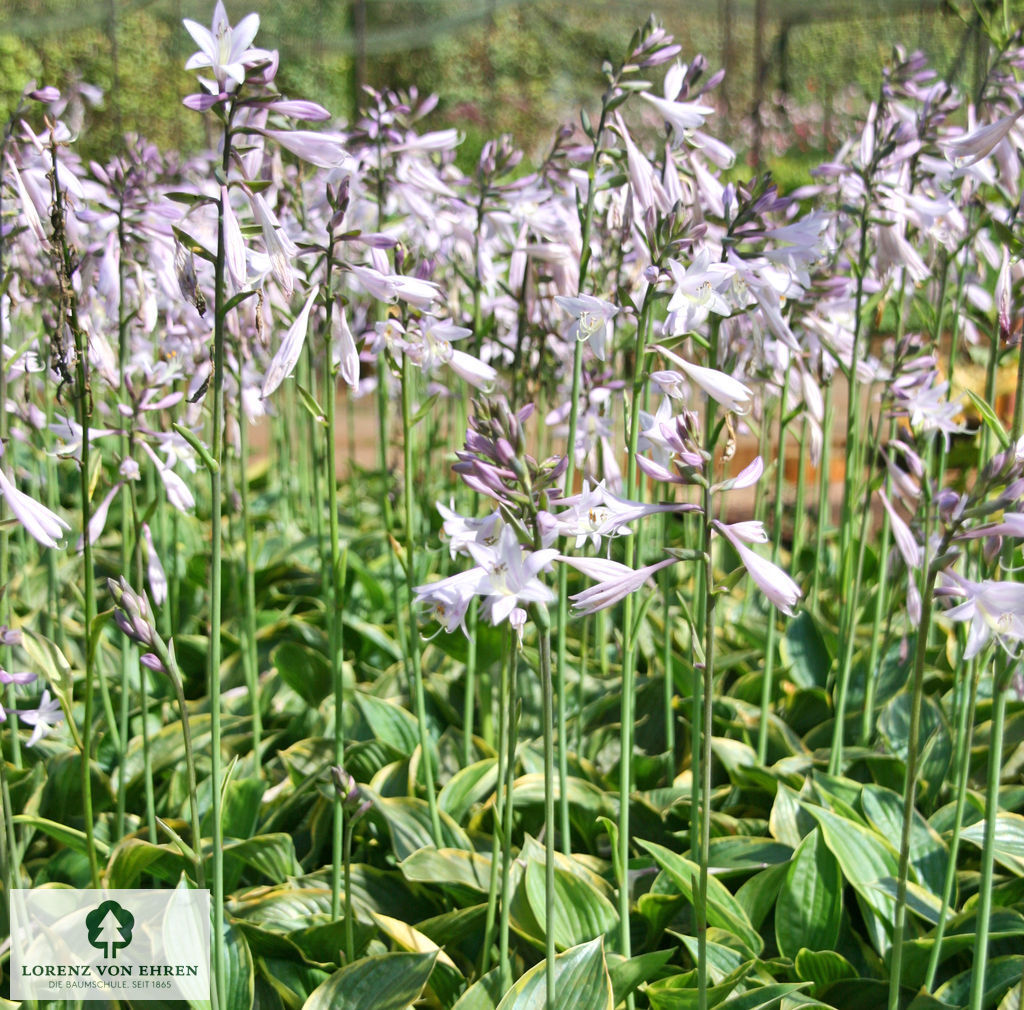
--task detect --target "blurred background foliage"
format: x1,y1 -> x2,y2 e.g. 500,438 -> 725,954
0,0 -> 1019,175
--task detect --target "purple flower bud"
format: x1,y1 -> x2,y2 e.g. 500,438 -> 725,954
1005,478 -> 1024,501
330,765 -> 368,817
0,626 -> 23,647
496,438 -> 517,466
542,455 -> 568,484
140,653 -> 167,675
109,577 -> 157,648
28,86 -> 60,103
638,43 -> 682,68
516,403 -> 535,425
268,98 -> 331,121
936,489 -> 965,523
183,92 -> 226,112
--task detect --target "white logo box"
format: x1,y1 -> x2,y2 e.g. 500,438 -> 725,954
11,888 -> 211,1001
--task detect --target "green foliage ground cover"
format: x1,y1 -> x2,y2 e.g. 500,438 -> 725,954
1,4 -> 1024,1010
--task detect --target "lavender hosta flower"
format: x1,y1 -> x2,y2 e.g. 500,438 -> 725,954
0,669 -> 36,685
5,154 -> 46,244
17,689 -> 64,746
650,344 -> 753,416
959,513 -> 1024,541
708,455 -> 764,495
414,567 -> 486,637
368,317 -> 407,357
889,369 -> 965,445
183,1 -> 272,89
248,192 -> 298,298
664,253 -> 735,336
142,523 -> 168,607
261,129 -> 353,170
875,218 -> 930,284
448,347 -> 497,391
139,442 -> 195,514
941,108 -> 1024,168
77,481 -> 122,551
451,455 -> 511,503
713,520 -> 801,616
553,294 -> 618,362
0,466 -> 70,549
466,526 -> 559,626
618,117 -> 671,216
437,501 -> 503,557
878,490 -> 923,624
882,442 -> 923,505
564,555 -> 680,616
333,303 -> 361,390
545,387 -> 622,485
222,186 -> 247,290
942,574 -> 1024,660
636,407 -> 706,484
262,285 -> 320,398
391,127 -> 461,154
637,396 -> 676,466
356,264 -> 442,310
267,98 -> 331,121
639,90 -> 714,144
721,519 -> 770,544
629,23 -> 680,68
551,480 -> 699,549
404,318 -> 495,391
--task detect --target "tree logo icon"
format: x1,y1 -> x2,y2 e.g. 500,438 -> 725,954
85,900 -> 135,958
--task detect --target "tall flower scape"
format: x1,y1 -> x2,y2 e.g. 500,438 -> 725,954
1,5 -> 1023,1010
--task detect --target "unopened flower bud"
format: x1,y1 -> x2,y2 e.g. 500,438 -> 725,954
28,86 -> 60,104
330,765 -> 360,804
140,653 -> 168,675
495,438 -> 517,466
0,626 -> 22,647
936,489 -> 965,523
982,534 -> 1003,566
330,765 -> 369,820
108,577 -> 157,648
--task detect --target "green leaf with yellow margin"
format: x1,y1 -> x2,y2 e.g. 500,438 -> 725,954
495,937 -> 613,1010
300,951 -> 437,1010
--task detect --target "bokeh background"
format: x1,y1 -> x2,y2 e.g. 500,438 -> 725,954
0,1 -> 1010,176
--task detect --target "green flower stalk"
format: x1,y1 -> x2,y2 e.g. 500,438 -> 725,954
400,352 -> 443,847
108,577 -> 205,890
46,131 -> 101,889
417,396 -> 567,1007
330,766 -> 371,962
